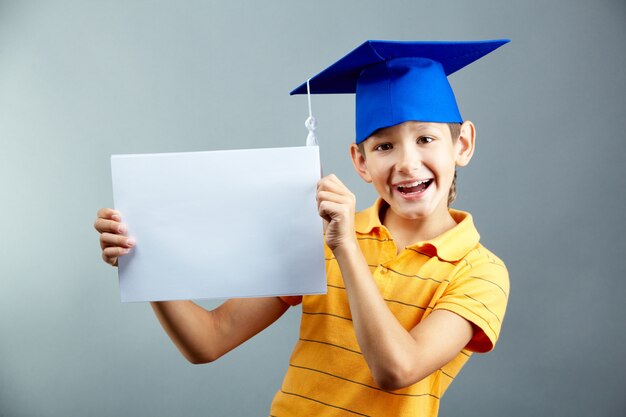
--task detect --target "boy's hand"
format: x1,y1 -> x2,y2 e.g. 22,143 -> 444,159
316,174 -> 357,252
93,208 -> 135,267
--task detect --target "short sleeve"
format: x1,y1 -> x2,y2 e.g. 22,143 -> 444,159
434,258 -> 510,353
279,296 -> 303,307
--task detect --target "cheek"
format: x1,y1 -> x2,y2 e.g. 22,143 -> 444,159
429,153 -> 456,181
368,169 -> 392,190
366,161 -> 390,178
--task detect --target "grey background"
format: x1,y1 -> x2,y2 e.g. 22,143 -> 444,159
1,0 -> 625,416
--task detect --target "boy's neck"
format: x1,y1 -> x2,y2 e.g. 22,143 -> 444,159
380,203 -> 458,251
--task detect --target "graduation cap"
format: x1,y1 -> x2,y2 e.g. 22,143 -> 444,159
291,39 -> 510,144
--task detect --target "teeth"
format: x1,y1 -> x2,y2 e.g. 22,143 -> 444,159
397,180 -> 429,188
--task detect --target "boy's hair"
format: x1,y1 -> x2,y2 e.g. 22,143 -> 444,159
358,123 -> 461,207
447,123 -> 461,207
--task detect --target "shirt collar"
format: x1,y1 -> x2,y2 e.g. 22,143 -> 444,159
354,198 -> 480,262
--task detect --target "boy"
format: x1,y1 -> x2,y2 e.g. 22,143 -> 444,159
94,40 -> 510,417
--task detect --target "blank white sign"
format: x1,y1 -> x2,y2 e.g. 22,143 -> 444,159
111,146 -> 326,302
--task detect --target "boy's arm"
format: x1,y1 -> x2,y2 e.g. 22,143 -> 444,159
332,244 -> 472,390
151,297 -> 290,364
317,176 -> 473,391
94,208 -> 291,364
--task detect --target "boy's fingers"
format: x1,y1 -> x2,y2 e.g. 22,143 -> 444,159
100,232 -> 135,250
94,218 -> 126,235
318,200 -> 351,221
102,246 -> 130,266
318,174 -> 342,187
325,173 -> 342,185
317,176 -> 350,195
95,208 -> 128,267
316,190 -> 353,206
97,208 -> 121,221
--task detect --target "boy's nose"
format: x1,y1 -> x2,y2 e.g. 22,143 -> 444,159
395,147 -> 421,174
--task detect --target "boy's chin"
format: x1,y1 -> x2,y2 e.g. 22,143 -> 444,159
385,202 -> 433,221
384,197 -> 449,221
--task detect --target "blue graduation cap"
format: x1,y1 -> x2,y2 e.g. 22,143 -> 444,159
291,39 -> 509,144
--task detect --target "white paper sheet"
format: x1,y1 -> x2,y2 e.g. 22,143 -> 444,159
111,146 -> 326,302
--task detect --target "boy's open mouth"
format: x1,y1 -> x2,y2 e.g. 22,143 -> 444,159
396,179 -> 433,194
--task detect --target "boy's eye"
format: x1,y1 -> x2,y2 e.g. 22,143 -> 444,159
417,136 -> 434,144
374,143 -> 393,151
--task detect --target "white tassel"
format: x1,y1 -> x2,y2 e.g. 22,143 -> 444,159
305,115 -> 317,146
305,79 -> 318,146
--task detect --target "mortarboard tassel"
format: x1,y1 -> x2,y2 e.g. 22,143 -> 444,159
305,78 -> 318,147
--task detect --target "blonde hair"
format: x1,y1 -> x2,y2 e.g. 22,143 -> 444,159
357,122 -> 461,207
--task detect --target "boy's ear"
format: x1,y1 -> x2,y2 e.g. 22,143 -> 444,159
350,143 -> 372,183
455,121 -> 476,167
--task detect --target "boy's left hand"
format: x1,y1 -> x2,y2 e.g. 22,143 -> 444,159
316,174 -> 357,252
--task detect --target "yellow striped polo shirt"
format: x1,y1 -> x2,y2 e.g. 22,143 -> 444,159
270,199 -> 509,417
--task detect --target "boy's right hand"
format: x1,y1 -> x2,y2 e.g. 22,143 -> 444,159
93,208 -> 135,267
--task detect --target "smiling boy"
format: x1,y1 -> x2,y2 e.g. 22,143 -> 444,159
95,40 -> 509,417
277,40 -> 510,416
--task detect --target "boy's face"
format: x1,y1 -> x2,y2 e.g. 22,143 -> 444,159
350,121 -> 475,222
